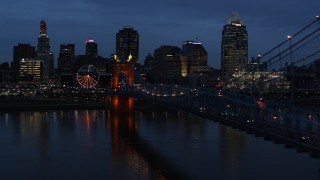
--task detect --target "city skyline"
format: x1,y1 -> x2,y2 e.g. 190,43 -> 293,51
0,0 -> 319,69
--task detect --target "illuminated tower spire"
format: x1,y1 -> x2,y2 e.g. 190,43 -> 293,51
36,20 -> 54,83
38,20 -> 50,52
85,38 -> 98,57
227,12 -> 243,25
40,20 -> 47,34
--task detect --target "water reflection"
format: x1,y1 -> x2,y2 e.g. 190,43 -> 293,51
0,107 -> 319,179
219,126 -> 246,178
0,108 -> 188,179
106,108 -> 189,179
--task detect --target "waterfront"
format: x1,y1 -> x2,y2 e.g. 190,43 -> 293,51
0,106 -> 320,179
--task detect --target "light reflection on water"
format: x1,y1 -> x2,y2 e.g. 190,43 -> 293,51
0,108 -> 319,179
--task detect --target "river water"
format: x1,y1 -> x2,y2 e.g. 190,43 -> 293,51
0,106 -> 320,180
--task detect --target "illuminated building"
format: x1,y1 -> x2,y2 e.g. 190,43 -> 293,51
58,44 -> 76,74
226,71 -> 290,95
12,44 -> 36,71
86,39 -> 98,57
36,20 -> 54,83
19,59 -> 43,84
10,44 -> 36,83
116,26 -> 139,64
246,55 -> 267,72
221,12 -> 248,78
181,40 -> 208,76
58,44 -> 76,86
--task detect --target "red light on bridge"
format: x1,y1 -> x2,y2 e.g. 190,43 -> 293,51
215,83 -> 222,88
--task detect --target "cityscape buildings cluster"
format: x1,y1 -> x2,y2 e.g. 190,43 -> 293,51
0,19 -> 218,87
0,12 -> 319,99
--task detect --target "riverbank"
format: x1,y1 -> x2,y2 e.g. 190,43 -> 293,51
0,98 -> 167,112
0,98 -> 106,111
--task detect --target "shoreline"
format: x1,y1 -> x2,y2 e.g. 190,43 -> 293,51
0,98 -> 106,111
0,98 -> 167,112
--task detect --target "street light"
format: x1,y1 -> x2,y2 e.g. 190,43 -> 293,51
288,35 -> 294,102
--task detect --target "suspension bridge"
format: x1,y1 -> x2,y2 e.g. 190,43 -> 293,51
109,16 -> 320,156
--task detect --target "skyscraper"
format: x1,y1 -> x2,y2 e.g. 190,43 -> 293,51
36,20 -> 54,82
181,41 -> 208,76
152,45 -> 182,83
58,44 -> 75,74
12,44 -> 36,71
86,39 -> 98,57
221,12 -> 248,78
116,26 -> 139,63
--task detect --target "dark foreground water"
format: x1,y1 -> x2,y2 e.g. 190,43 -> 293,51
0,106 -> 320,180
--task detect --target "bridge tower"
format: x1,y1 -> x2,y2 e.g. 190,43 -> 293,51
109,53 -> 135,110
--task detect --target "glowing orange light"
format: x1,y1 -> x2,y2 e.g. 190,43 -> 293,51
112,96 -> 119,108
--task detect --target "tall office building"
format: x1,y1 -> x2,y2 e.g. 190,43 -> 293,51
153,45 -> 182,83
58,44 -> 76,74
36,20 -> 54,82
181,41 -> 208,76
116,26 -> 139,63
221,12 -> 248,78
12,44 -> 36,71
86,39 -> 98,57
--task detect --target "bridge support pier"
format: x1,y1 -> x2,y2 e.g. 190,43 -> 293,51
106,96 -> 134,111
109,62 -> 135,111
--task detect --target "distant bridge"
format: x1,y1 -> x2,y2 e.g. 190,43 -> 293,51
107,16 -> 320,156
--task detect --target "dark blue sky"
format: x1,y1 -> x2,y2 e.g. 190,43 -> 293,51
0,0 -> 319,69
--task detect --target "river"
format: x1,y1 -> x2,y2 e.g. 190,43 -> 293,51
0,106 -> 319,179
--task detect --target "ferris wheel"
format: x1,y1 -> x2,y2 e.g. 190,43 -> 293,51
76,65 -> 99,88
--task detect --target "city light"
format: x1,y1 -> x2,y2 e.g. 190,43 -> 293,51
272,114 -> 278,121
86,38 -> 96,43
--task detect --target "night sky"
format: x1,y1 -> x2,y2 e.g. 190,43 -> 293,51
0,0 -> 319,68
